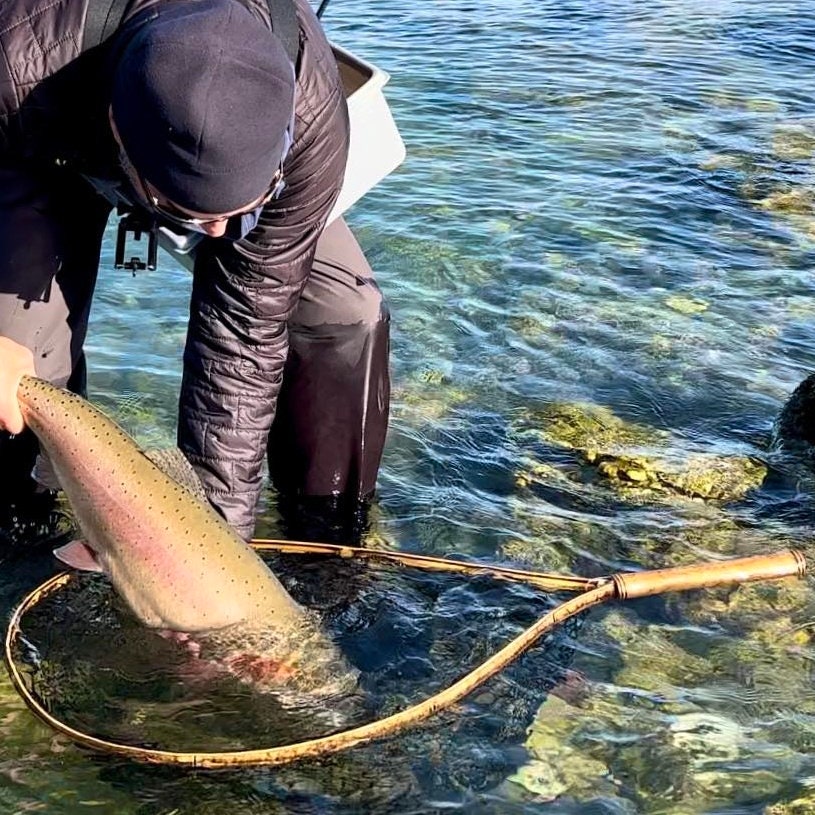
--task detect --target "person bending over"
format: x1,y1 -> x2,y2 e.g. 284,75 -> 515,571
0,0 -> 390,545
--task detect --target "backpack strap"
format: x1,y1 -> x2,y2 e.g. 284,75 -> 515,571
81,0 -> 300,63
82,0 -> 132,50
265,0 -> 299,65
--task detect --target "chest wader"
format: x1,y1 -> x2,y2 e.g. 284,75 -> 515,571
268,215 -> 390,543
0,0 -> 389,545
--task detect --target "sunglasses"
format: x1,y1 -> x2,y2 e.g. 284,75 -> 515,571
143,171 -> 283,230
117,136 -> 289,231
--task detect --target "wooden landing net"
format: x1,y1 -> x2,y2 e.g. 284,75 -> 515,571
3,539 -> 808,769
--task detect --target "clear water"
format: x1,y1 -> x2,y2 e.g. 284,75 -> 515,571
3,0 -> 815,811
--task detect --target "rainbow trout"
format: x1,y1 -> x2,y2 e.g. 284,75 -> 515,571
17,375 -> 357,696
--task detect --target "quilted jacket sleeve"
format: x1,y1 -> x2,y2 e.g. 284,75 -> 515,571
177,0 -> 350,538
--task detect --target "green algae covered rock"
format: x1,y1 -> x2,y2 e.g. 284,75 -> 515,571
506,751 -> 611,802
506,693 -> 616,801
509,600 -> 807,812
521,401 -> 661,451
766,790 -> 815,814
500,536 -> 576,575
514,402 -> 767,503
509,685 -> 735,810
758,188 -> 814,217
503,488 -> 620,573
631,453 -> 766,501
772,124 -> 815,161
664,296 -> 709,316
391,366 -> 470,426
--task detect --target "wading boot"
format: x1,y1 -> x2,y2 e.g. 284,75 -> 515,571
277,493 -> 372,545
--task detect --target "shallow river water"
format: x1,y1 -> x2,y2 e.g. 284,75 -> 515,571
3,1 -> 815,812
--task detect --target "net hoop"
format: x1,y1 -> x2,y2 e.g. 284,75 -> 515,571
4,539 -> 805,769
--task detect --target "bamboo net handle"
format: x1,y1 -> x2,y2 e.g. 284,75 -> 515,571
3,541 -> 808,769
613,550 -> 807,599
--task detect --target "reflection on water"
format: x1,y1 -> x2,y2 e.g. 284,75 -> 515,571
3,0 -> 815,811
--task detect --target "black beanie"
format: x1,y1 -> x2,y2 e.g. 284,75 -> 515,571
111,0 -> 295,213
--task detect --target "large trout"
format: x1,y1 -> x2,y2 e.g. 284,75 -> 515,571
17,375 -> 358,697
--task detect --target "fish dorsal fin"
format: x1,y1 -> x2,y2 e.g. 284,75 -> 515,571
143,447 -> 210,504
54,540 -> 104,572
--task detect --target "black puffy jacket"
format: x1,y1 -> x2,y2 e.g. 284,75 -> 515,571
0,0 -> 350,537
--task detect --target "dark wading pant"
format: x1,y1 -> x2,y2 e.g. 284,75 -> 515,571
0,166 -> 390,528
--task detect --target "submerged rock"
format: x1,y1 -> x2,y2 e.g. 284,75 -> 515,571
518,402 -> 660,450
772,124 -> 815,161
508,600 -> 808,812
664,295 -> 709,315
390,362 -> 471,426
505,693 -> 615,802
588,450 -> 766,501
513,402 -> 767,503
502,393 -> 815,811
758,188 -> 814,217
766,790 -> 815,814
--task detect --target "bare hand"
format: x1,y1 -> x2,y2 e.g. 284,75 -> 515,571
0,337 -> 36,434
